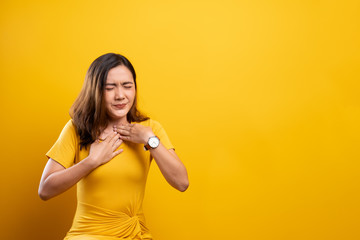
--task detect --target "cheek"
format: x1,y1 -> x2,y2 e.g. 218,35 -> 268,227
104,92 -> 113,103
128,89 -> 136,101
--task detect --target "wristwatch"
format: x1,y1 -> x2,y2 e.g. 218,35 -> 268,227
144,136 -> 160,151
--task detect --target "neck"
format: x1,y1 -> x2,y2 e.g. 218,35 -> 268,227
99,117 -> 131,140
107,117 -> 130,128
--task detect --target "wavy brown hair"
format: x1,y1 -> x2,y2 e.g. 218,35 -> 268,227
69,53 -> 149,149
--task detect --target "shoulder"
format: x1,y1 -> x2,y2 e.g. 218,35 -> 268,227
64,119 -> 77,132
58,119 -> 78,139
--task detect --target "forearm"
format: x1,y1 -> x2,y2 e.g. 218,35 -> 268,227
39,157 -> 97,201
150,143 -> 189,192
115,123 -> 189,191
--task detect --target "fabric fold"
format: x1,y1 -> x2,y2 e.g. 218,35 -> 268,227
64,201 -> 151,240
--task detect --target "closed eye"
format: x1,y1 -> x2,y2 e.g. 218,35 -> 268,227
122,82 -> 133,88
105,83 -> 116,90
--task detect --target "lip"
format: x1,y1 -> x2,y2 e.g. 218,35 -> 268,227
113,103 -> 127,109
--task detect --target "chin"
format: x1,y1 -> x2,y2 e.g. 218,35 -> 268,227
109,111 -> 129,120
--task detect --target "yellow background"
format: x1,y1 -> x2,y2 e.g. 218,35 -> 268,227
1,0 -> 359,239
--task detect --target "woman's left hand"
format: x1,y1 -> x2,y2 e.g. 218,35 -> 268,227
113,123 -> 154,144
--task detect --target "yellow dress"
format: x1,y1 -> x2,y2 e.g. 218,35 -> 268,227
46,119 -> 174,240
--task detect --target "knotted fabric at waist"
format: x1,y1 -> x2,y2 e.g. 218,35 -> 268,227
64,201 -> 152,240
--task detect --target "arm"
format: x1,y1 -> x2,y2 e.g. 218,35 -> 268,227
149,145 -> 189,192
115,124 -> 189,192
38,131 -> 123,201
38,157 -> 98,201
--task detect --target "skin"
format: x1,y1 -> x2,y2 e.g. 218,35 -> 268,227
38,65 -> 189,201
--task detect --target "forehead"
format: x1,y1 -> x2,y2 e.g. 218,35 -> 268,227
106,65 -> 134,83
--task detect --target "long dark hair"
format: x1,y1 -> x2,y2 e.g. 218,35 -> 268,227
69,53 -> 149,149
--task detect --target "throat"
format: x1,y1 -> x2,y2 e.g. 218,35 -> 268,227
108,117 -> 131,127
99,118 -> 130,140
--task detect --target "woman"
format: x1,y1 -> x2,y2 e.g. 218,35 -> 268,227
38,53 -> 189,240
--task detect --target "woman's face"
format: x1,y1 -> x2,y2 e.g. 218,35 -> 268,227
103,65 -> 136,122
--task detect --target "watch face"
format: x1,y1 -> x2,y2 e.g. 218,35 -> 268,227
149,137 -> 160,148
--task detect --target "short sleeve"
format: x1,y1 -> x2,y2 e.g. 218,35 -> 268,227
150,119 -> 175,150
46,120 -> 78,168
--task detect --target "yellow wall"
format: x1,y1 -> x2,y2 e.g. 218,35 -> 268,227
1,0 -> 359,239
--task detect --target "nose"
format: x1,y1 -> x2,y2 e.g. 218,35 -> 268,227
115,87 -> 125,100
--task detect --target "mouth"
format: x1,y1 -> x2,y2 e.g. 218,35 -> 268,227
113,103 -> 127,109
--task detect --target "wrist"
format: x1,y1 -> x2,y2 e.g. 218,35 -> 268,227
144,135 -> 160,151
143,131 -> 155,144
84,156 -> 98,169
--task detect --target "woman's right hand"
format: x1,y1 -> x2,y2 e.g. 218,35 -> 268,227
88,131 -> 123,168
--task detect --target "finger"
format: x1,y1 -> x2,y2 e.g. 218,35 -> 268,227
120,135 -> 130,141
118,125 -> 132,131
117,129 -> 130,136
104,131 -> 117,143
112,138 -> 123,151
113,129 -> 126,137
112,149 -> 123,158
109,132 -> 120,146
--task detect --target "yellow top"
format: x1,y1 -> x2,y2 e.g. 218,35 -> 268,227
46,119 -> 174,240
